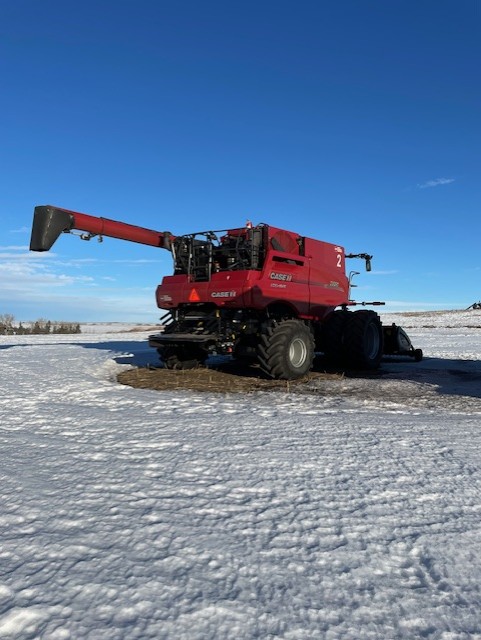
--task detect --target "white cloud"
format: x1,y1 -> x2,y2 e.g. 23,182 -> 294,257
0,260 -> 94,289
0,244 -> 162,321
10,226 -> 30,234
417,177 -> 455,189
0,251 -> 58,261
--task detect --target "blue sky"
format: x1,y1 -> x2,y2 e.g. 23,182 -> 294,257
1,0 -> 479,322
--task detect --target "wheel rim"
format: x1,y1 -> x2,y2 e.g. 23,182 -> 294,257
289,337 -> 308,368
365,323 -> 380,359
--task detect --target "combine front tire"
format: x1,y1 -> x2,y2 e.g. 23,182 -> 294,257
258,319 -> 314,379
343,310 -> 383,370
321,309 -> 350,367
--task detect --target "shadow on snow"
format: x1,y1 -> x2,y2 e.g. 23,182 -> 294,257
2,339 -> 481,401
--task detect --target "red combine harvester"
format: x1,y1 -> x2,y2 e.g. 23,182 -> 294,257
30,205 -> 422,379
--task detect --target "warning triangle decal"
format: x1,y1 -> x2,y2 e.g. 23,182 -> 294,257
188,288 -> 201,302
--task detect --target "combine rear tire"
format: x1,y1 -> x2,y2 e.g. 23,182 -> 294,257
343,310 -> 383,370
258,319 -> 314,379
158,346 -> 206,370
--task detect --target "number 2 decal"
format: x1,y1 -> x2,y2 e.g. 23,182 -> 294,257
336,253 -> 342,268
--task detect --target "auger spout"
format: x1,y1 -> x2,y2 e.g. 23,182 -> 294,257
30,205 -> 174,252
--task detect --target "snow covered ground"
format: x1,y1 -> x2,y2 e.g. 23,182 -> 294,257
1,310 -> 481,639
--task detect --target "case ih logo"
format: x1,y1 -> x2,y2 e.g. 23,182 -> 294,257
211,291 -> 236,298
334,246 -> 343,252
270,272 -> 293,282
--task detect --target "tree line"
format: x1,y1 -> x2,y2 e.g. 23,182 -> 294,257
0,314 -> 81,335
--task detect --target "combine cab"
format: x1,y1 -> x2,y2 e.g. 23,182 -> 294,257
30,205 -> 422,379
